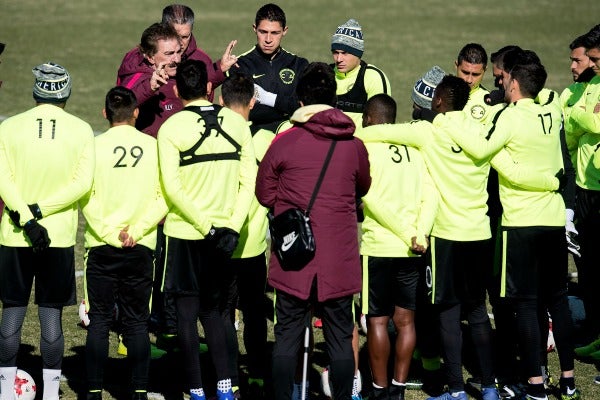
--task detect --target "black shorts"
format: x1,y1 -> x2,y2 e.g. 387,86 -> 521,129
427,237 -> 491,305
84,245 -> 153,332
0,246 -> 76,307
162,236 -> 225,306
362,255 -> 420,315
500,226 -> 568,300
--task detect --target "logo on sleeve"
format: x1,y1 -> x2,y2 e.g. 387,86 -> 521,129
279,68 -> 295,85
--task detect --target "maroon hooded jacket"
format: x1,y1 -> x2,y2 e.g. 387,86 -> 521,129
116,34 -> 225,137
256,105 -> 371,302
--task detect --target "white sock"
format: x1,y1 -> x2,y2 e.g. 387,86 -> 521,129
0,367 -> 17,400
217,378 -> 232,393
42,368 -> 61,400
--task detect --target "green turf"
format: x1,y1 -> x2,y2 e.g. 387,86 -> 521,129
2,1 -> 600,399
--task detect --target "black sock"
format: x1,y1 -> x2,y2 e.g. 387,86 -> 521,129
527,382 -> 546,398
559,376 -> 575,392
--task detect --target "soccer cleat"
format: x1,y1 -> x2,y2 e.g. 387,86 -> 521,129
369,387 -> 390,400
498,383 -> 526,399
426,391 -> 468,400
560,387 -> 581,400
574,336 -> 600,357
351,394 -> 363,400
389,384 -> 406,400
524,395 -> 548,400
217,389 -> 235,400
190,392 -> 207,400
482,386 -> 500,400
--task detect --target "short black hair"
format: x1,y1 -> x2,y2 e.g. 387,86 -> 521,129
175,59 -> 208,100
221,72 -> 255,108
296,62 -> 336,107
435,75 -> 470,112
457,43 -> 488,67
582,24 -> 600,50
570,34 -> 588,50
255,3 -> 286,28
105,86 -> 137,124
490,45 -> 522,70
364,94 -> 396,124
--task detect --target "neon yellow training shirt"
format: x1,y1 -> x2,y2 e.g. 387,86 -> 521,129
80,124 -> 167,250
0,104 -> 95,247
158,100 -> 257,240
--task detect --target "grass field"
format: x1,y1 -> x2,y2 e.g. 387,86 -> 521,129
2,1 -> 600,399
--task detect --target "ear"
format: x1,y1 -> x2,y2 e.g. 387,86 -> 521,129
249,96 -> 256,110
102,108 -> 107,120
454,60 -> 459,69
253,24 -> 257,33
218,95 -> 225,106
206,81 -> 213,97
133,107 -> 139,120
282,26 -> 289,37
173,84 -> 180,99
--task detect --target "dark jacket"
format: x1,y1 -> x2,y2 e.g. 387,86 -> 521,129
116,34 -> 224,136
256,105 -> 371,301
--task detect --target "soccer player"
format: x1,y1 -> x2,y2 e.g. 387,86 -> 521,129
443,48 -> 580,400
80,86 -> 168,400
218,72 -> 274,399
256,62 -> 371,400
233,3 -> 309,132
357,75 -> 559,400
359,93 -> 438,400
567,24 -> 600,360
331,18 -> 391,126
157,59 -> 257,400
455,43 -> 499,123
0,62 -> 94,400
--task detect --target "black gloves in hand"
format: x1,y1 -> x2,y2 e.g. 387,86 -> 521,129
207,226 -> 239,258
8,209 -> 21,227
555,168 -> 566,191
28,203 -> 43,220
412,107 -> 438,123
484,89 -> 505,106
24,219 -> 51,252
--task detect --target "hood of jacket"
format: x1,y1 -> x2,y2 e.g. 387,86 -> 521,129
290,104 -> 356,139
117,47 -> 153,77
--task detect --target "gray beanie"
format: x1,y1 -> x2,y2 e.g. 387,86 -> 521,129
32,62 -> 71,103
412,66 -> 445,110
331,19 -> 364,58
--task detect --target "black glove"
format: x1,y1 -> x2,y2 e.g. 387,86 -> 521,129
28,203 -> 43,220
412,107 -> 438,123
8,209 -> 21,227
484,89 -> 505,106
24,219 -> 51,252
207,226 -> 239,258
555,168 -> 566,191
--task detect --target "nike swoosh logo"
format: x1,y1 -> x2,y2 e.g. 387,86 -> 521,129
252,74 -> 266,79
281,232 -> 298,252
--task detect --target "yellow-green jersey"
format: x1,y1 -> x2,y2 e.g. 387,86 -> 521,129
561,81 -> 589,160
443,99 -> 565,227
567,75 -> 600,189
359,125 -> 438,257
0,104 -> 94,247
158,100 -> 257,240
465,85 -> 502,125
80,125 -> 167,250
335,61 -> 391,126
233,125 -> 275,259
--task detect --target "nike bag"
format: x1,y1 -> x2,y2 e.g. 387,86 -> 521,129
269,208 -> 315,271
267,140 -> 337,271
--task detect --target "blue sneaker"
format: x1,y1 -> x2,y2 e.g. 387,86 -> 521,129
351,394 -> 363,400
217,389 -> 235,400
190,392 -> 206,400
482,386 -> 500,400
426,391 -> 468,400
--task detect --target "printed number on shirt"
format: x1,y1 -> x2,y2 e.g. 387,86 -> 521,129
36,118 -> 56,139
538,113 -> 553,135
389,144 -> 411,164
113,145 -> 144,168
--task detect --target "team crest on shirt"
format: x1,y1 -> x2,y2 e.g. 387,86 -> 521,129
470,105 -> 485,120
279,68 -> 295,85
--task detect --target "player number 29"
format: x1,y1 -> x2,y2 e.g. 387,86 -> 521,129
113,145 -> 144,168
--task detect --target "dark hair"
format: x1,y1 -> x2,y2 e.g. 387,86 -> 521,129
582,24 -> 600,50
105,86 -> 137,124
490,45 -> 522,70
175,59 -> 208,100
435,75 -> 470,112
510,61 -> 547,98
162,4 -> 194,26
139,22 -> 179,57
255,3 -> 286,28
457,43 -> 488,67
364,94 -> 396,124
221,72 -> 255,107
296,62 -> 336,106
570,34 -> 588,50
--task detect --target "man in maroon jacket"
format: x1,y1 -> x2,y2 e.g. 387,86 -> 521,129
256,62 -> 371,400
117,5 -> 237,137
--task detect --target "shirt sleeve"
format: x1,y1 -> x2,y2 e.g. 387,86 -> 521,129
36,131 -> 94,218
226,126 -> 257,232
128,179 -> 169,243
570,105 -> 600,134
255,142 -> 279,209
355,121 -> 429,148
416,168 -> 439,244
0,133 -> 35,223
490,149 -> 559,191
